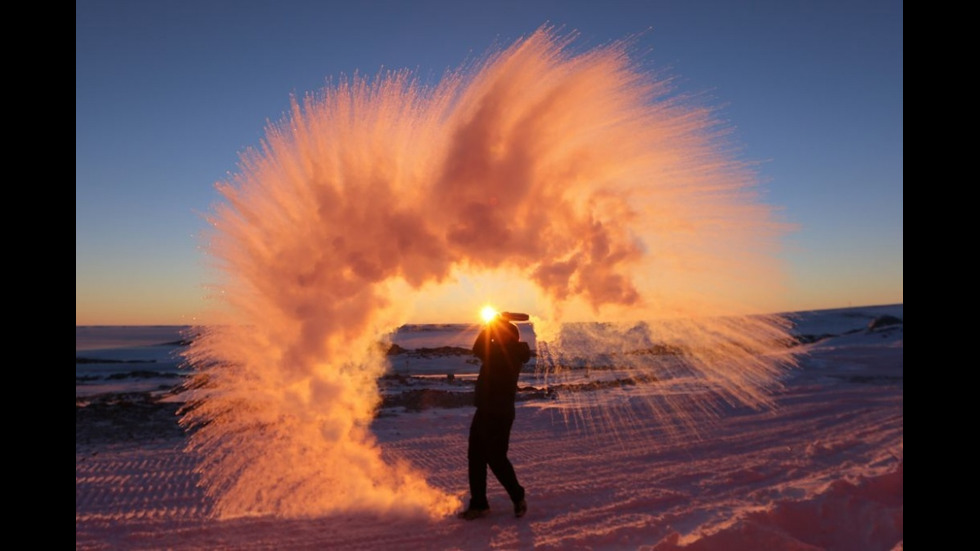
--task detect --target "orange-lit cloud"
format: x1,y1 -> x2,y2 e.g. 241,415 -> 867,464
181,26 -> 798,519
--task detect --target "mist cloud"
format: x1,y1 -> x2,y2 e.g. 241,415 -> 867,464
181,26 -> 797,519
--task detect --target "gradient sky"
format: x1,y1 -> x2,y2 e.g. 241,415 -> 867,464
76,0 -> 903,326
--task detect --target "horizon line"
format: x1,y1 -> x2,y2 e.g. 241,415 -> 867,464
76,302 -> 903,327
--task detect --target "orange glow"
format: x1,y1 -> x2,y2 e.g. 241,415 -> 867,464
480,305 -> 499,323
182,26 -> 801,521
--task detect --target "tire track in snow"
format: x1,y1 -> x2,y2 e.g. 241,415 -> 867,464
77,380 -> 902,549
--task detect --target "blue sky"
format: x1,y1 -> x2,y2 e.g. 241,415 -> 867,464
76,0 -> 903,325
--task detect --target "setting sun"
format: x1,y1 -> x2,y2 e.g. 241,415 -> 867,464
480,305 -> 499,324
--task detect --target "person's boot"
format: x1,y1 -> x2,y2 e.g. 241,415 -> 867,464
458,502 -> 490,520
514,498 -> 527,518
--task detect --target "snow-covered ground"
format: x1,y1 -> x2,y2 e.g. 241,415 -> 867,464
76,304 -> 902,550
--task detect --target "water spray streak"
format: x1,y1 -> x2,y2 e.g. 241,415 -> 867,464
181,27 -> 798,519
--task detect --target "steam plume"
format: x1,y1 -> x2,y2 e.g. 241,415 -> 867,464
181,26 -> 797,519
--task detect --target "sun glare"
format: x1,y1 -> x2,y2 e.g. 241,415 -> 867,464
480,305 -> 499,324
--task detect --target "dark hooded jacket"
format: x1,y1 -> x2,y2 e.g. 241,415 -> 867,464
472,319 -> 532,412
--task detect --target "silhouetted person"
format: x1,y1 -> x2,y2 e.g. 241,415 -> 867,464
459,314 -> 531,520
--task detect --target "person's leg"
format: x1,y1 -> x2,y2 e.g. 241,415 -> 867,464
466,411 -> 490,510
484,412 -> 525,505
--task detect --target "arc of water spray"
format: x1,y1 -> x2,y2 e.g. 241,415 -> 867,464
180,26 -> 798,519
